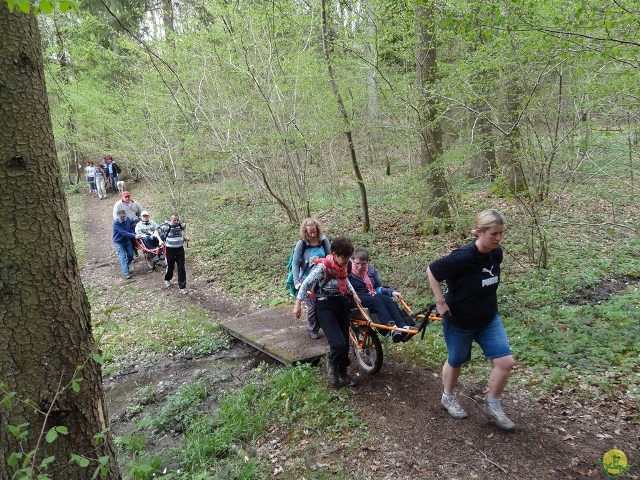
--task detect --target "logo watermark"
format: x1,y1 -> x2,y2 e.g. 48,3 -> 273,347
601,449 -> 636,478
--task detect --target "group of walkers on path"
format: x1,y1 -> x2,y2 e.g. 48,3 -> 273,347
109,195 -> 516,431
290,209 -> 517,431
84,156 -> 122,199
110,189 -> 190,295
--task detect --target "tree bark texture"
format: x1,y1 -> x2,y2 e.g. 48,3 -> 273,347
0,6 -> 120,479
414,0 -> 449,221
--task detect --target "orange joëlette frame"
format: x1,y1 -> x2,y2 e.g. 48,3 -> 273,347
135,237 -> 166,257
352,300 -> 441,336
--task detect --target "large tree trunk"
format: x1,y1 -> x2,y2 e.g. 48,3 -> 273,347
0,6 -> 119,479
415,0 -> 449,227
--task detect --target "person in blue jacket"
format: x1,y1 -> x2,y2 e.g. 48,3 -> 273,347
112,209 -> 141,279
349,247 -> 416,343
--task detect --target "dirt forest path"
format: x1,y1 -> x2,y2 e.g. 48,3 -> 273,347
79,191 -> 638,480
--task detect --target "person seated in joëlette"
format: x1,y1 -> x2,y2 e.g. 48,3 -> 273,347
135,210 -> 162,269
348,247 -> 417,343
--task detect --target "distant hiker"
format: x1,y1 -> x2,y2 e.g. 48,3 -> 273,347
427,209 -> 516,431
154,213 -> 189,294
135,210 -> 161,269
94,162 -> 107,200
349,247 -> 417,343
104,156 -> 121,194
291,218 -> 331,339
293,237 -> 360,388
84,161 -> 96,195
113,209 -> 141,280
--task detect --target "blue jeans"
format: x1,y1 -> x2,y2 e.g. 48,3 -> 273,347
114,241 -> 134,277
109,174 -> 119,192
442,314 -> 512,368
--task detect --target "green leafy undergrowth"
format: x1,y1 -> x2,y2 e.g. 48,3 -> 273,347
90,287 -> 230,377
116,364 -> 362,479
509,286 -> 640,400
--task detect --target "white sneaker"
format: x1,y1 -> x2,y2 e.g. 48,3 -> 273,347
164,280 -> 171,287
484,400 -> 516,430
180,288 -> 188,295
441,393 -> 468,419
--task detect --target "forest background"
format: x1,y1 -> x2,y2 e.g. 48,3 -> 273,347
44,0 -> 639,366
2,0 -> 639,478
46,0 -> 639,424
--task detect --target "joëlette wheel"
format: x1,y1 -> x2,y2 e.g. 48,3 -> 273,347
350,324 -> 383,375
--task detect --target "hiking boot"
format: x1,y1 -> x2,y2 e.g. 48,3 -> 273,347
441,393 -> 468,419
338,367 -> 357,387
308,330 -> 323,340
327,364 -> 340,387
484,400 -> 516,431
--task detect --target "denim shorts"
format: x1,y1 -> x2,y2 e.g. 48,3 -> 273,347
442,314 -> 512,368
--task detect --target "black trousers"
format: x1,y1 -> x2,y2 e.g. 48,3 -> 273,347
165,246 -> 186,289
316,297 -> 352,370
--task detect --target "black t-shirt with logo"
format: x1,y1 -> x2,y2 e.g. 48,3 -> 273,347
428,241 -> 502,329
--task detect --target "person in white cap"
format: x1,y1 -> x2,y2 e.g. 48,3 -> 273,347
135,211 -> 162,269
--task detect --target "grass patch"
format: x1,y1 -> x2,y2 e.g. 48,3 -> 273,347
115,364 -> 364,479
89,286 -> 230,377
